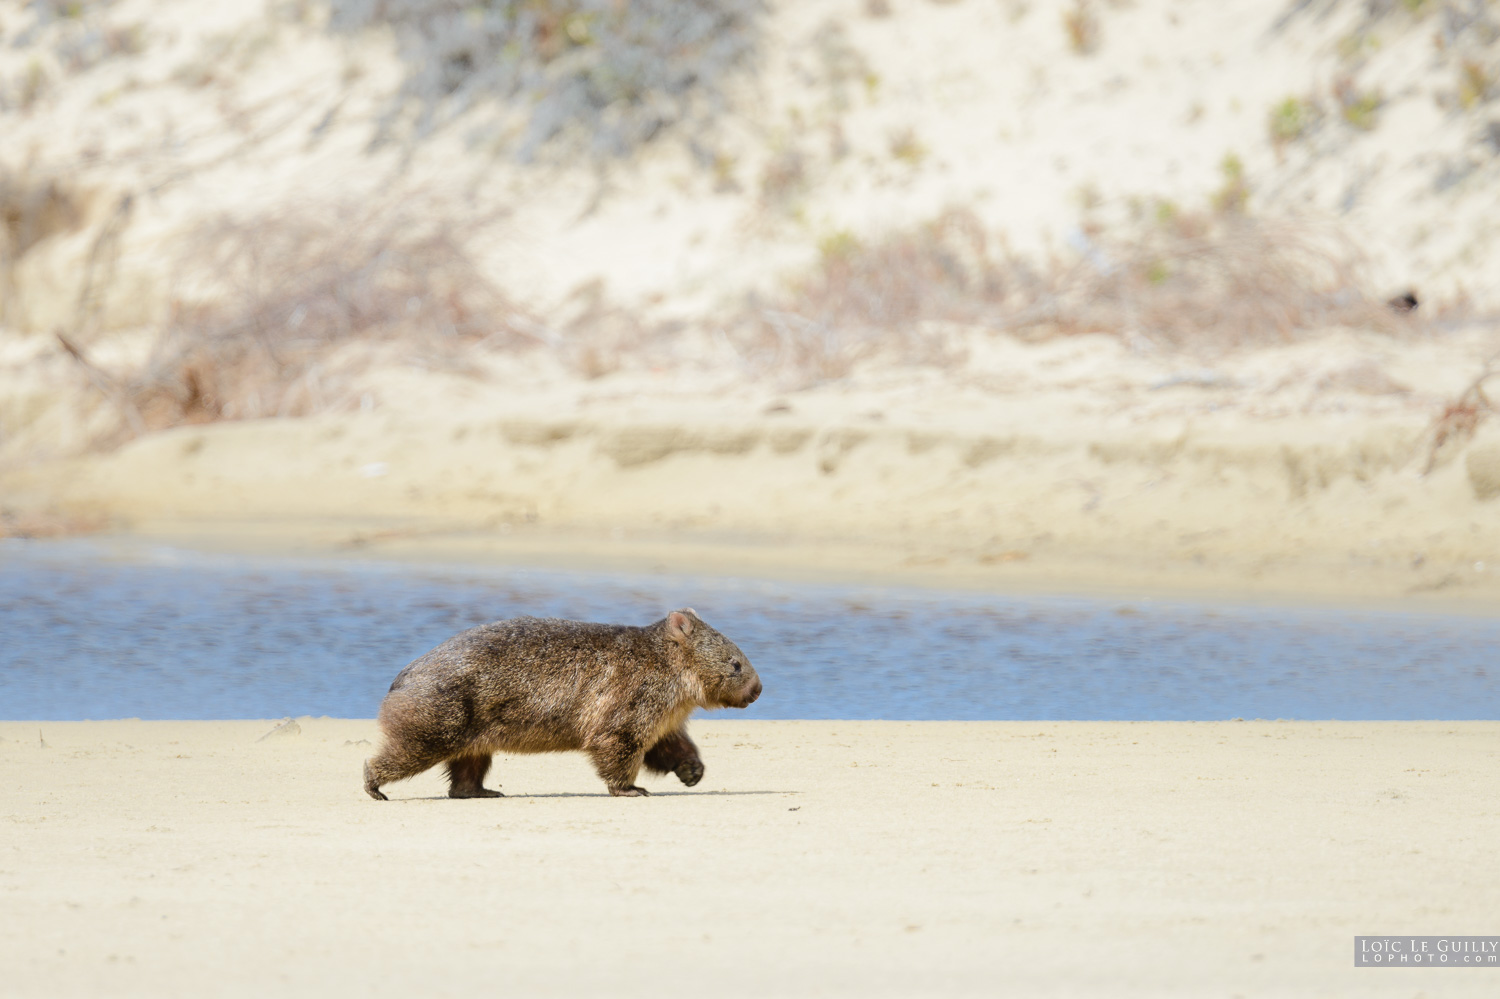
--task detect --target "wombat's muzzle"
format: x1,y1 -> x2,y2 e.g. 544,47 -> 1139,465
720,675 -> 761,709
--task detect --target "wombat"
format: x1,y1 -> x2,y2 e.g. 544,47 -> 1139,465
363,608 -> 761,800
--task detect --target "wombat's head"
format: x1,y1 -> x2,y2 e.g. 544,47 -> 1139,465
665,609 -> 762,709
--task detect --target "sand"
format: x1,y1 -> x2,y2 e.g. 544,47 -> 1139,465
2,718 -> 1497,997
7,323 -> 1500,610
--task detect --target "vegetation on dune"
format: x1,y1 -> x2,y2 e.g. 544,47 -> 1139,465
46,185 -> 1413,441
6,0 -> 1497,449
326,0 -> 766,160
57,199 -> 526,438
1286,0 -> 1500,116
1268,96 -> 1320,147
726,202 -> 1399,384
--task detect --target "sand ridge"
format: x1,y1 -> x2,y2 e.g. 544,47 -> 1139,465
6,325 -> 1499,608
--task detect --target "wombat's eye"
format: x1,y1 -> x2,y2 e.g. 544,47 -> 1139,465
731,660 -> 742,673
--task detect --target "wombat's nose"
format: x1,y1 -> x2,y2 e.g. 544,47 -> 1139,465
746,678 -> 762,704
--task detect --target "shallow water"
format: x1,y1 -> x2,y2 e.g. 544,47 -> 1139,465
1,539 -> 1496,720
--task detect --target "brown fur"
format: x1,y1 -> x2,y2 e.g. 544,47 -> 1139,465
363,609 -> 761,800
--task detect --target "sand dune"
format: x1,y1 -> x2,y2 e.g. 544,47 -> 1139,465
3,0 -> 1500,604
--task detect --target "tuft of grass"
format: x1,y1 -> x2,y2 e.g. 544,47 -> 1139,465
818,230 -> 861,263
1333,76 -> 1383,130
170,60 -> 218,89
1336,31 -> 1375,62
888,127 -> 927,166
19,59 -> 52,110
1211,153 -> 1249,215
1457,59 -> 1495,108
1268,96 -> 1319,146
711,151 -> 741,193
812,20 -> 876,111
1062,0 -> 1100,55
759,146 -> 808,210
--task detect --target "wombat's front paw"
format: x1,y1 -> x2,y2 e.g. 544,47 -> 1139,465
675,760 -> 705,787
609,785 -> 651,797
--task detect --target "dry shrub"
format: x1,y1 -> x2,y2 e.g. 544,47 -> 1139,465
539,277 -> 673,379
728,210 -> 1010,380
1041,210 -> 1393,349
121,200 -> 523,430
794,213 -> 1007,331
58,197 -> 674,441
731,207 -> 1397,383
1421,353 -> 1497,474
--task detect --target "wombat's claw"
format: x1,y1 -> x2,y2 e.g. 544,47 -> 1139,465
366,787 -> 388,801
449,787 -> 504,799
675,760 -> 705,787
609,785 -> 650,797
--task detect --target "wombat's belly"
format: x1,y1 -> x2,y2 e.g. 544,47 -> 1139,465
482,724 -> 585,755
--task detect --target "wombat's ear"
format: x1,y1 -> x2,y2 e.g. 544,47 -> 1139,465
667,611 -> 694,643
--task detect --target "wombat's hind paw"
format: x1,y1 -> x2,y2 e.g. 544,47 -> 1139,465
609,785 -> 651,797
449,786 -> 504,799
675,760 -> 705,787
363,759 -> 388,800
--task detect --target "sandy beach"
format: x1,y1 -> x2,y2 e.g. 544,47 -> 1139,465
2,718 -> 1497,997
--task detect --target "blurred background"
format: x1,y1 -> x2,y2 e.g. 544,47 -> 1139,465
2,0 -> 1499,719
